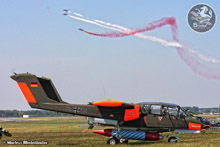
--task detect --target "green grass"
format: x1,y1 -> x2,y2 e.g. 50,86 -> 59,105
1,117 -> 220,147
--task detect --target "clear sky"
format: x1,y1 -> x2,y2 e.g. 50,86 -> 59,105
0,0 -> 220,110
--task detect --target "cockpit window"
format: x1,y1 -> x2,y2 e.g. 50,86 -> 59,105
168,107 -> 178,117
150,105 -> 161,115
179,108 -> 187,118
161,106 -> 169,117
143,104 -> 149,112
141,104 -> 149,115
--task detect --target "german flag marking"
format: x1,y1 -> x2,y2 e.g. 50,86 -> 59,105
31,82 -> 38,87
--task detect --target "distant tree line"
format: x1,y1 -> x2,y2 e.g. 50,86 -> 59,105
182,106 -> 199,113
182,106 -> 219,114
0,110 -> 73,117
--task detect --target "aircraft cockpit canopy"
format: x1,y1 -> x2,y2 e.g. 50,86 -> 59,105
140,102 -> 188,119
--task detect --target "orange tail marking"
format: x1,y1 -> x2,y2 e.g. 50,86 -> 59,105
18,83 -> 37,103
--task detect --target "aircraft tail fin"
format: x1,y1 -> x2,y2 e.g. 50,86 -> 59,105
11,73 -> 66,109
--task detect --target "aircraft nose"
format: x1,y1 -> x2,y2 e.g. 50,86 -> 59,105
205,125 -> 211,129
201,124 -> 211,129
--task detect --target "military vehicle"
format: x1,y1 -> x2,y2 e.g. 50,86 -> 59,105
11,73 -> 210,145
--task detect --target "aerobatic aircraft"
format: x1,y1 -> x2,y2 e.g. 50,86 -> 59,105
11,73 -> 211,145
63,9 -> 69,15
63,9 -> 69,12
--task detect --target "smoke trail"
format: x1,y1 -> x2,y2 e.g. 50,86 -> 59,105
69,14 -> 220,64
169,22 -> 220,80
78,17 -> 177,38
73,12 -> 84,17
81,17 -> 220,64
94,20 -> 129,31
68,14 -> 183,48
183,46 -> 220,64
68,15 -> 123,32
66,13 -> 220,80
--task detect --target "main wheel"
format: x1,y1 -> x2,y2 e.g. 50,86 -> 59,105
107,137 -> 119,145
168,136 -> 177,143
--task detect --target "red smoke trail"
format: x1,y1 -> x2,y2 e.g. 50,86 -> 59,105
81,17 -> 220,80
169,19 -> 220,80
82,17 -> 177,38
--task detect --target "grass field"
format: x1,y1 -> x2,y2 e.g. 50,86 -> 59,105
1,117 -> 220,147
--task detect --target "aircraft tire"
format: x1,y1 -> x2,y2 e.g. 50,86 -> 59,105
168,136 -> 177,143
107,136 -> 119,145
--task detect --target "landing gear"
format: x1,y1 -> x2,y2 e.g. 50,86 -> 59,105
168,136 -> 177,143
106,137 -> 128,145
168,132 -> 180,143
107,136 -> 119,145
107,123 -> 129,145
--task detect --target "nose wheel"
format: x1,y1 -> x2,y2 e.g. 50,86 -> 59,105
168,136 -> 177,143
168,132 -> 180,143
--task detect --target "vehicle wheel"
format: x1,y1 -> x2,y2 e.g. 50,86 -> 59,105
168,136 -> 177,143
120,139 -> 128,144
107,137 -> 119,145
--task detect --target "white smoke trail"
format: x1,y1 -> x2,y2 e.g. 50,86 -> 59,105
136,33 -> 182,47
183,46 -> 220,64
73,12 -> 84,17
94,20 -> 129,31
68,15 -> 123,32
68,13 -> 220,64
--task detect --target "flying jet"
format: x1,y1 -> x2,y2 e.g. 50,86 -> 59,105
63,9 -> 70,15
63,9 -> 69,12
11,73 -> 211,145
79,28 -> 84,31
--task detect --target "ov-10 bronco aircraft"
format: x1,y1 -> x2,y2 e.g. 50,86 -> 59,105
11,73 -> 211,145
